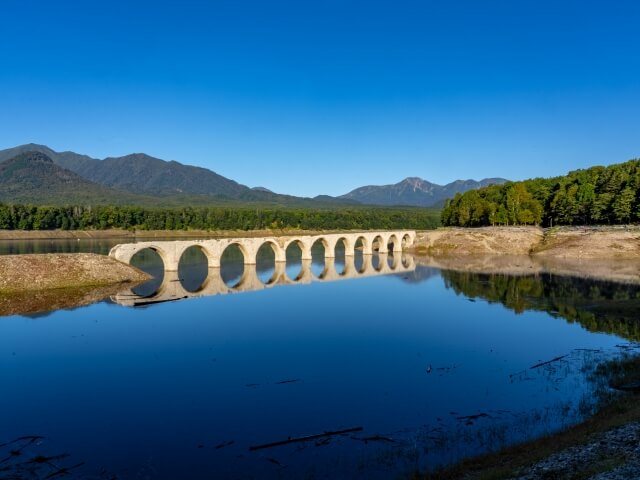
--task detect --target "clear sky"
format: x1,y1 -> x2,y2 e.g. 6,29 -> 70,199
1,0 -> 639,197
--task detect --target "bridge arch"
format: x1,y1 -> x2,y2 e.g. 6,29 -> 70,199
355,235 -> 370,255
256,240 -> 282,285
335,236 -> 353,256
387,234 -> 399,252
311,237 -> 330,278
125,244 -> 171,269
284,238 -> 312,259
176,243 -> 216,266
258,239 -> 286,263
401,233 -> 412,248
177,245 -> 211,293
220,242 -> 249,288
333,237 -> 350,275
371,234 -> 385,253
284,239 -> 306,281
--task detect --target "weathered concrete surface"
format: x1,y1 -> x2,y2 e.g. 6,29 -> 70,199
0,253 -> 150,293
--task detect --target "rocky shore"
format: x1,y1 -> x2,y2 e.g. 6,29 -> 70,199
0,253 -> 150,316
512,422 -> 640,480
0,253 -> 149,293
413,225 -> 640,259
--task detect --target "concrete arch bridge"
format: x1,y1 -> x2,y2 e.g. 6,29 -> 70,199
109,231 -> 416,272
109,231 -> 416,307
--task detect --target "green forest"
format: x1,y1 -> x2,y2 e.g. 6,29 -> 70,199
0,204 -> 440,231
442,159 -> 640,227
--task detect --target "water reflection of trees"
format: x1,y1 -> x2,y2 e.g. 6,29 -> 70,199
441,271 -> 640,341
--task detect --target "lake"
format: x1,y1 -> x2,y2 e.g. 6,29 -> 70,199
1,238 -> 638,479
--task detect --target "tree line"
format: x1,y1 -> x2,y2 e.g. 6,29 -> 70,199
442,159 -> 640,227
0,204 -> 440,231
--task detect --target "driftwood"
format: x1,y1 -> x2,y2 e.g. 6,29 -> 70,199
0,436 -> 44,449
351,435 -> 395,444
456,413 -> 493,421
609,382 -> 640,392
530,354 -> 568,370
215,440 -> 235,449
249,427 -> 363,451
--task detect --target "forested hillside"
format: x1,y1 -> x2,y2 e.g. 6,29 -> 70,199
0,204 -> 439,231
442,159 -> 640,227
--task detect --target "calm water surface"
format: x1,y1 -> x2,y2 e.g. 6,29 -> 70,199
1,239 -> 638,479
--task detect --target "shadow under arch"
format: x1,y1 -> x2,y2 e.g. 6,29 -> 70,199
177,245 -> 210,293
354,236 -> 368,274
129,246 -> 167,297
285,239 -> 305,281
401,233 -> 412,249
372,252 -> 386,272
220,242 -> 248,288
311,237 -> 329,279
334,237 -> 349,276
387,234 -> 399,253
401,253 -> 412,268
256,240 -> 281,285
387,251 -> 400,270
372,235 -> 385,253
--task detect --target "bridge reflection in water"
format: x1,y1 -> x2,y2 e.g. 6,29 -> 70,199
109,231 -> 416,307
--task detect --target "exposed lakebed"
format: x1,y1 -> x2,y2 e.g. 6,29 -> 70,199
0,238 -> 639,479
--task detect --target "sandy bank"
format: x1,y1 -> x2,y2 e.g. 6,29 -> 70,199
413,226 -> 640,259
0,253 -> 150,294
414,226 -> 542,256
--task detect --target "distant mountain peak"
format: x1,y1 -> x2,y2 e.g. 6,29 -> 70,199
19,150 -> 53,163
402,176 -> 426,184
340,176 -> 508,207
252,186 -> 274,193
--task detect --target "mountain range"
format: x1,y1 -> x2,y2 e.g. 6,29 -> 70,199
338,176 -> 507,207
0,144 -> 507,207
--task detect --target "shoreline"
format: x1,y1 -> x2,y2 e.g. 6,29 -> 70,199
0,228 -> 402,241
427,354 -> 640,480
0,253 -> 150,316
411,225 -> 640,260
0,253 -> 149,294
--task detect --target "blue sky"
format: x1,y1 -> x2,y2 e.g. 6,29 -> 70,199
1,0 -> 639,197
